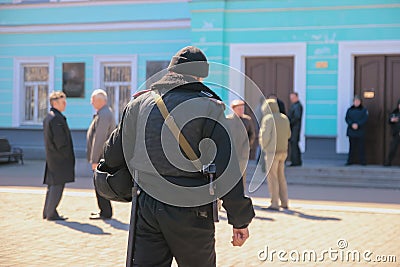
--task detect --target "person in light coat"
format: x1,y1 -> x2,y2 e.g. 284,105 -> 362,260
87,89 -> 116,219
259,99 -> 291,210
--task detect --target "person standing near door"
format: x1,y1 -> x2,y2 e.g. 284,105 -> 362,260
288,92 -> 303,166
384,99 -> 400,166
87,89 -> 116,220
345,95 -> 368,166
267,93 -> 286,115
43,91 -> 75,221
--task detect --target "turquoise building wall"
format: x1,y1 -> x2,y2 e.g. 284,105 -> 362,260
0,1 -> 191,129
189,0 -> 400,137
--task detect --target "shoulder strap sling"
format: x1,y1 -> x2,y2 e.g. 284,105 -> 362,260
151,91 -> 202,171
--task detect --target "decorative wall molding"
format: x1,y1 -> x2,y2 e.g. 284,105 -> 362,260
0,19 -> 190,34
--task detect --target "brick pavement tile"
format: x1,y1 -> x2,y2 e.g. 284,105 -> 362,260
0,189 -> 399,267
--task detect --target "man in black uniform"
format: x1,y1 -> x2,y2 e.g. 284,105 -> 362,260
288,92 -> 303,166
384,99 -> 400,166
101,46 -> 255,266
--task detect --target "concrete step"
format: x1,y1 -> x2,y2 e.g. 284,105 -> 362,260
247,160 -> 400,189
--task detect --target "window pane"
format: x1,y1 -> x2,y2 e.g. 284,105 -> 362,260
119,86 -> 131,121
38,85 -> 48,121
25,86 -> 34,121
24,66 -> 48,82
104,66 -> 131,82
105,86 -> 115,113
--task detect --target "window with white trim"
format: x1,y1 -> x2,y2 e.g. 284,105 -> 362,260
102,64 -> 131,122
94,55 -> 137,123
13,57 -> 54,127
22,64 -> 50,124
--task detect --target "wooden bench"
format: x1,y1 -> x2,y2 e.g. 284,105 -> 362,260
0,138 -> 24,164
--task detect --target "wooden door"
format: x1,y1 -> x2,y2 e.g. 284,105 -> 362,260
385,56 -> 400,165
245,57 -> 294,158
355,55 -> 400,165
354,56 -> 385,164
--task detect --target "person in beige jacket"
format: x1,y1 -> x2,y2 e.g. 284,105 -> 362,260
259,99 -> 291,210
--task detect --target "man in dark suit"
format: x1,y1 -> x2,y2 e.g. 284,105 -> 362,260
345,95 -> 369,166
43,91 -> 75,221
288,92 -> 303,166
87,89 -> 116,220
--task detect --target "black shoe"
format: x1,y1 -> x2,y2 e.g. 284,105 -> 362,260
345,162 -> 352,166
383,162 -> 391,167
47,215 -> 68,221
262,206 -> 280,211
89,214 -> 111,220
288,163 -> 302,167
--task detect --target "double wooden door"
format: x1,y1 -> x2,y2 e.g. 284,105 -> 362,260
354,55 -> 400,165
245,57 -> 294,159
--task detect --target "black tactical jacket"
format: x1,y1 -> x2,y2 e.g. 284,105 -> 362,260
101,72 -> 254,229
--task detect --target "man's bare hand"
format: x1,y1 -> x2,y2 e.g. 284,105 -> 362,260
92,163 -> 98,171
352,123 -> 358,130
231,228 -> 249,247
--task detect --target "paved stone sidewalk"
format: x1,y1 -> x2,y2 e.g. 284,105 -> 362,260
0,187 -> 399,267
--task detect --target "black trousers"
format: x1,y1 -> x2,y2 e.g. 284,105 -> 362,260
93,175 -> 112,218
347,136 -> 366,165
133,192 -> 216,267
386,134 -> 400,164
289,140 -> 302,165
43,184 -> 65,219
95,191 -> 112,218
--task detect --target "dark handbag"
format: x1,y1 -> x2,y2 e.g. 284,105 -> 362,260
93,163 -> 133,202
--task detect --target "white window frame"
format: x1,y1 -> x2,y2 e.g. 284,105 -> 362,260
229,42 -> 307,152
93,55 -> 137,122
13,57 -> 54,127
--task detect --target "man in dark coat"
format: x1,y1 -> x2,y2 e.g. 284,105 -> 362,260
345,95 -> 368,165
87,89 -> 116,219
288,92 -> 303,166
43,91 -> 75,221
267,93 -> 286,115
100,46 -> 255,266
384,99 -> 400,166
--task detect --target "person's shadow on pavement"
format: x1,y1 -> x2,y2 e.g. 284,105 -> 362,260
55,221 -> 111,235
103,218 -> 129,231
219,210 -> 274,222
281,209 -> 341,221
254,204 -> 341,221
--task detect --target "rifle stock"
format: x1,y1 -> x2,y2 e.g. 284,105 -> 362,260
126,174 -> 139,267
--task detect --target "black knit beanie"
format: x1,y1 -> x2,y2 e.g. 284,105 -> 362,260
167,46 -> 209,78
